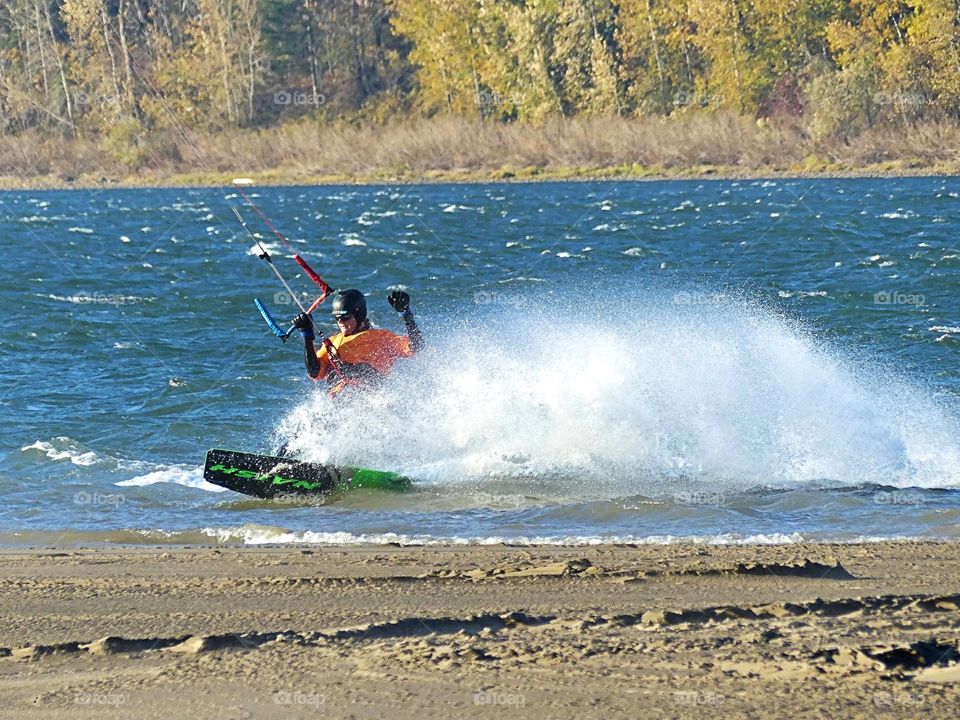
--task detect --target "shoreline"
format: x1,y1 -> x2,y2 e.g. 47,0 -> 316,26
2,161 -> 957,192
0,531 -> 956,549
3,541 -> 959,718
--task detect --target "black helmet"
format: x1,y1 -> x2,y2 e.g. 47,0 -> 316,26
331,289 -> 367,323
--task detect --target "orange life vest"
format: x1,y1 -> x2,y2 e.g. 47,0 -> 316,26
313,328 -> 414,396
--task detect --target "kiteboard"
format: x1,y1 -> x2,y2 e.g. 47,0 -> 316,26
203,448 -> 411,499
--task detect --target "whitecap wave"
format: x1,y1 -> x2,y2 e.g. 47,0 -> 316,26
21,438 -> 101,466
198,525 -> 928,547
246,241 -> 285,257
116,465 -> 222,491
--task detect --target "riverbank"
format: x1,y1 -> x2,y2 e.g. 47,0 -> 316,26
3,542 -> 959,719
4,161 -> 959,192
3,115 -> 959,191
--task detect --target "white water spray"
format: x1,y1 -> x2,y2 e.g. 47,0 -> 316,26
274,291 -> 960,497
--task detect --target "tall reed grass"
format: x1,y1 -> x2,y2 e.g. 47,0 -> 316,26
2,114 -> 958,184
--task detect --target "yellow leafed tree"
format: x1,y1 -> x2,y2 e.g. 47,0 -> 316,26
391,0 -> 490,117
907,0 -> 960,120
184,0 -> 263,126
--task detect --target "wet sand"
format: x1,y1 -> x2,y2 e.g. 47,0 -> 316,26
2,542 -> 959,718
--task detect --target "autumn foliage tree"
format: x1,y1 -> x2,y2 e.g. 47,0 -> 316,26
2,0 -> 959,159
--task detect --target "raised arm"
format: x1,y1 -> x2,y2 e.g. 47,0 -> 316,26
388,291 -> 424,353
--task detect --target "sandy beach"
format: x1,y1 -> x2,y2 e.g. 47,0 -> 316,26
1,542 -> 958,718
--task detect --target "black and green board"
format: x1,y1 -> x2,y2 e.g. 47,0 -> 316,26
203,449 -> 412,499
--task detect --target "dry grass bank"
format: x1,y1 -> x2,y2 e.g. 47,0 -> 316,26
2,114 -> 960,188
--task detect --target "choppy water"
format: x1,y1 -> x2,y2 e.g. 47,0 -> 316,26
2,178 -> 960,546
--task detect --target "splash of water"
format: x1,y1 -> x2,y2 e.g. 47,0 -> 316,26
274,290 -> 960,497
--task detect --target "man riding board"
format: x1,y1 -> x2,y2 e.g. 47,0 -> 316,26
292,289 -> 423,397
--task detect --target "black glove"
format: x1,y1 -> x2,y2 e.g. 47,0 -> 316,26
387,290 -> 410,313
292,312 -> 314,339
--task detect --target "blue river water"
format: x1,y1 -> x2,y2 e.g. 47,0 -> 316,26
2,177 -> 960,545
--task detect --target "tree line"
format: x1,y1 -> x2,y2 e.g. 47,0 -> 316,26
2,0 -> 958,147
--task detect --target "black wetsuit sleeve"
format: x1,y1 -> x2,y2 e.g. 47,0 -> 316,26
304,337 -> 321,379
403,311 -> 424,353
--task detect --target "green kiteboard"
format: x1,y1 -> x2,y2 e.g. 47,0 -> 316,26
203,449 -> 411,499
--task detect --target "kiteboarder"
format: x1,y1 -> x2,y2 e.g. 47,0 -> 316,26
291,289 -> 423,397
